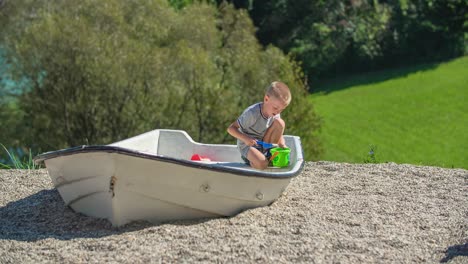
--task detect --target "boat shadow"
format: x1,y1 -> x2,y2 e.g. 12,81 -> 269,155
440,242 -> 468,263
0,189 -> 212,242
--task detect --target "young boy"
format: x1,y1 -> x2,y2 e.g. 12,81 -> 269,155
227,81 -> 292,170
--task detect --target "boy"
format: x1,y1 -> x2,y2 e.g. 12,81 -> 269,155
227,81 -> 291,170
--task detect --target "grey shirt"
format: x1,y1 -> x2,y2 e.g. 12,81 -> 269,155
237,102 -> 280,158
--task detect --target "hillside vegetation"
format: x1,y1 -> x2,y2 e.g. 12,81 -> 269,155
0,0 -> 321,161
310,56 -> 467,169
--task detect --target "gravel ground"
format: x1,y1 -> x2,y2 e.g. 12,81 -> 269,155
0,162 -> 467,263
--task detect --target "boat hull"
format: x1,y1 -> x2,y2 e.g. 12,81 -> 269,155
37,130 -> 303,226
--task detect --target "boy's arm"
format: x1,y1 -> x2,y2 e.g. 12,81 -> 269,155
227,121 -> 257,147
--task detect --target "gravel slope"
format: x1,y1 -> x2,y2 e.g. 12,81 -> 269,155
1,162 -> 467,263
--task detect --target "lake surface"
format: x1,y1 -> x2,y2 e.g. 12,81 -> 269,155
1,48 -> 22,97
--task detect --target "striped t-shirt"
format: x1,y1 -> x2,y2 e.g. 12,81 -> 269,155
236,102 -> 280,158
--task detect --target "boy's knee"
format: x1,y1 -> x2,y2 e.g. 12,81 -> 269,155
274,118 -> 285,130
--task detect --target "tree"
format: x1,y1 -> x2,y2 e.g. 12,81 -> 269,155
0,0 -> 322,160
382,0 -> 467,64
245,0 -> 393,79
220,0 -> 467,80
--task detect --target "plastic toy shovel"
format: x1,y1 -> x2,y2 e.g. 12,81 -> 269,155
256,140 -> 278,149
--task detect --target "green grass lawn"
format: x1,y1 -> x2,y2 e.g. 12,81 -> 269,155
310,56 -> 468,169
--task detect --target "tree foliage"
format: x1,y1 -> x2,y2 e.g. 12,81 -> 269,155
222,0 -> 467,80
0,0 -> 322,160
384,0 -> 467,62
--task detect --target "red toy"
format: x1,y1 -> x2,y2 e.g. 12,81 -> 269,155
190,154 -> 211,162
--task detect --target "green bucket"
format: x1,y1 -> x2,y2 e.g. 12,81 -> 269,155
269,147 -> 291,167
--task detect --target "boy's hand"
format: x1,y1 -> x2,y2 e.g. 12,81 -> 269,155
244,137 -> 258,147
279,142 -> 288,148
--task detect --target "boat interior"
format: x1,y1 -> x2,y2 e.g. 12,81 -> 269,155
110,129 -> 302,173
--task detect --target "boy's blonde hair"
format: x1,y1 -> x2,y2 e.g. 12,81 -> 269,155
266,81 -> 291,105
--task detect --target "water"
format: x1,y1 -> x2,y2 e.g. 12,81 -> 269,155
1,48 -> 23,167
1,48 -> 13,97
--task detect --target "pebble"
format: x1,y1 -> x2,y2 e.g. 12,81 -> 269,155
0,162 -> 467,263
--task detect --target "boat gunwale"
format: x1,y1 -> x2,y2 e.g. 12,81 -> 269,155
34,145 -> 304,179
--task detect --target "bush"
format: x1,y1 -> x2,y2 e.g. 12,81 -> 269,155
0,0 -> 322,160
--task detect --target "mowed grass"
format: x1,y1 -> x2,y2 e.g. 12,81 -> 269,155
310,56 -> 468,169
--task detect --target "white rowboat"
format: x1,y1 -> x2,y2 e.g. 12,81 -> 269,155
35,129 -> 304,226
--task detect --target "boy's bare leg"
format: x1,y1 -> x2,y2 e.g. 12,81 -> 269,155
247,118 -> 286,170
247,147 -> 269,170
263,118 -> 285,144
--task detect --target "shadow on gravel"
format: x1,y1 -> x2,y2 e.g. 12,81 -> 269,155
0,189 -> 212,241
440,243 -> 468,263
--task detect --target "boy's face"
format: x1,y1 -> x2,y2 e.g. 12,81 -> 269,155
263,95 -> 288,117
